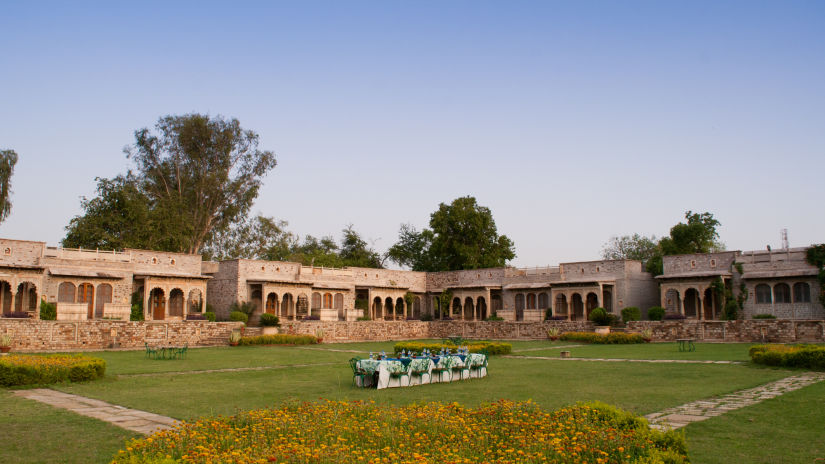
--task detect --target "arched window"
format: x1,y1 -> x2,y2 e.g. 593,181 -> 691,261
793,282 -> 811,303
265,293 -> 278,314
773,283 -> 791,303
58,282 -> 76,303
333,293 -> 344,310
95,283 -> 113,318
515,293 -> 525,311
168,289 -> 184,317
323,293 -> 333,309
311,292 -> 322,309
526,293 -> 536,309
755,284 -> 772,304
77,283 -> 95,319
538,292 -> 549,309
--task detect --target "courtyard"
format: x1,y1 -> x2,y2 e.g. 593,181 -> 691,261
1,340 -> 824,463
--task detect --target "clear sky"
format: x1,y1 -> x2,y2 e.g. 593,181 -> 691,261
1,1 -> 823,267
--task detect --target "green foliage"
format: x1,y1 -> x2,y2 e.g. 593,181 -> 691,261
750,344 -> 825,370
601,234 -> 659,268
647,306 -> 665,321
229,311 -> 248,324
404,291 -> 415,312
203,311 -> 216,322
230,301 -> 256,317
545,307 -> 553,320
438,289 -> 453,318
805,244 -> 825,306
419,313 -> 433,321
339,224 -> 383,268
0,149 -> 18,224
238,334 -> 318,346
588,307 -> 612,326
130,304 -> 144,321
559,332 -> 648,344
354,299 -> 368,311
259,313 -> 280,327
486,312 -> 504,321
39,301 -> 56,320
752,313 -> 776,319
581,401 -> 688,458
0,354 -> 106,387
723,299 -> 740,321
621,306 -> 641,322
356,316 -> 371,321
388,196 -> 516,271
641,211 -> 723,276
393,341 -> 512,355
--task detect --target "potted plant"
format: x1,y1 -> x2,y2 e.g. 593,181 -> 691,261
315,329 -> 325,344
0,334 -> 12,354
259,313 -> 280,335
641,328 -> 653,343
547,327 -> 560,341
229,328 -> 242,346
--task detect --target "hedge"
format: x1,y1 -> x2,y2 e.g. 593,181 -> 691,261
621,306 -> 641,322
559,332 -> 647,344
647,306 -> 665,321
0,354 -> 106,387
238,334 -> 319,346
229,311 -> 248,324
750,344 -> 825,370
393,341 -> 512,356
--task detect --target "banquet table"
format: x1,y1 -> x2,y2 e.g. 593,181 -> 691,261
356,354 -> 487,389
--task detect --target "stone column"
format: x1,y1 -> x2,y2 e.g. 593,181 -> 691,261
678,288 -> 685,316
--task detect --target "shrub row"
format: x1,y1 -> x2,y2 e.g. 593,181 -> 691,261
750,344 -> 825,370
237,334 -> 319,346
559,331 -> 647,344
0,354 -> 106,386
393,341 -> 512,356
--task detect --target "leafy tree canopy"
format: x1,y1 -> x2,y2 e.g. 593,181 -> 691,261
601,233 -> 658,266
0,149 -> 18,224
388,196 -> 515,271
64,114 -> 276,254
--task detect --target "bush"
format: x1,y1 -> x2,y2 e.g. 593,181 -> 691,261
203,311 -> 216,322
238,334 -> 318,346
723,299 -> 740,320
39,301 -> 56,320
588,307 -> 612,326
486,314 -> 504,321
229,311 -> 248,324
559,332 -> 647,344
750,344 -> 825,370
621,306 -> 641,322
753,313 -> 777,319
647,306 -> 665,321
259,313 -> 280,327
393,341 -> 512,356
544,307 -> 553,320
230,301 -> 256,318
0,354 -> 106,386
130,304 -> 144,321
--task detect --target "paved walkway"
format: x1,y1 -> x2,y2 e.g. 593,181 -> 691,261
505,354 -> 743,364
13,389 -> 178,435
511,345 -> 582,353
645,372 -> 825,430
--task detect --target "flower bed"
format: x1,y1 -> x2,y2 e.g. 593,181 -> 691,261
0,354 -> 106,386
238,334 -> 318,346
113,400 -> 687,463
393,340 -> 512,355
559,332 -> 647,344
749,344 -> 825,370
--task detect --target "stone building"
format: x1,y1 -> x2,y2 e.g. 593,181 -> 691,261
0,238 -> 207,321
656,248 -> 823,320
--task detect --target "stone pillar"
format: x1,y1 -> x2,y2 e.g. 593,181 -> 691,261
678,289 -> 685,316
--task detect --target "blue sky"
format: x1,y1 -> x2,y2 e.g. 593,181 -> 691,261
1,1 -> 823,267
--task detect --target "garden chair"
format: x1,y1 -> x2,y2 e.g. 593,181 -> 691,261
349,358 -> 372,388
387,360 -> 410,388
408,358 -> 431,386
176,343 -> 188,359
451,356 -> 470,381
144,342 -> 158,360
469,351 -> 488,379
430,356 -> 453,383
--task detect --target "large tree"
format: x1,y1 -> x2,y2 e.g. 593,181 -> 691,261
0,149 -> 18,224
64,114 -> 276,253
601,233 -> 658,267
388,196 -> 515,271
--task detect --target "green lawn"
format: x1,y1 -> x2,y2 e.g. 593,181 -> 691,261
510,341 -> 758,361
1,340 -> 820,463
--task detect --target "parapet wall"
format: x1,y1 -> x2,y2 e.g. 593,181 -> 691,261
627,320 -> 825,343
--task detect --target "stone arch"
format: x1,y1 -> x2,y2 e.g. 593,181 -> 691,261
585,292 -> 599,318
58,282 -> 76,303
149,288 -> 165,320
554,294 -> 568,318
755,284 -> 772,304
571,293 -> 584,321
0,281 -> 12,315
526,293 -> 536,309
384,297 -> 394,320
374,296 -> 383,320
432,296 -> 441,319
265,292 -> 279,314
464,296 -> 474,320
169,288 -> 184,318
311,292 -> 321,311
774,283 -> 791,304
665,288 -> 681,313
793,282 -> 811,303
515,293 -> 525,311
323,293 -> 333,309
396,297 -> 405,318
189,289 -> 203,313
684,288 -> 700,318
451,297 -> 462,318
538,292 -> 549,309
14,281 -> 38,313
334,293 -> 344,320
477,296 -> 487,320
95,283 -> 113,318
602,289 -> 613,312
77,282 -> 95,319
703,288 -> 719,320
281,293 -> 294,319
296,293 -> 309,317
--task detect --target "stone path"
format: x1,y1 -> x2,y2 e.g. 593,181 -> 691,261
645,372 -> 825,430
13,389 -> 178,435
511,345 -> 582,353
120,361 -> 340,377
505,354 -> 743,364
296,346 -> 370,354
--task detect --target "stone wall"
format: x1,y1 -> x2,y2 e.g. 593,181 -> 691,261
0,320 -> 243,352
628,320 -> 825,343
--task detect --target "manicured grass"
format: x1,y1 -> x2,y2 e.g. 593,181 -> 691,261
511,342 -> 757,361
686,379 -> 825,463
54,350 -> 791,420
0,390 -> 139,464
